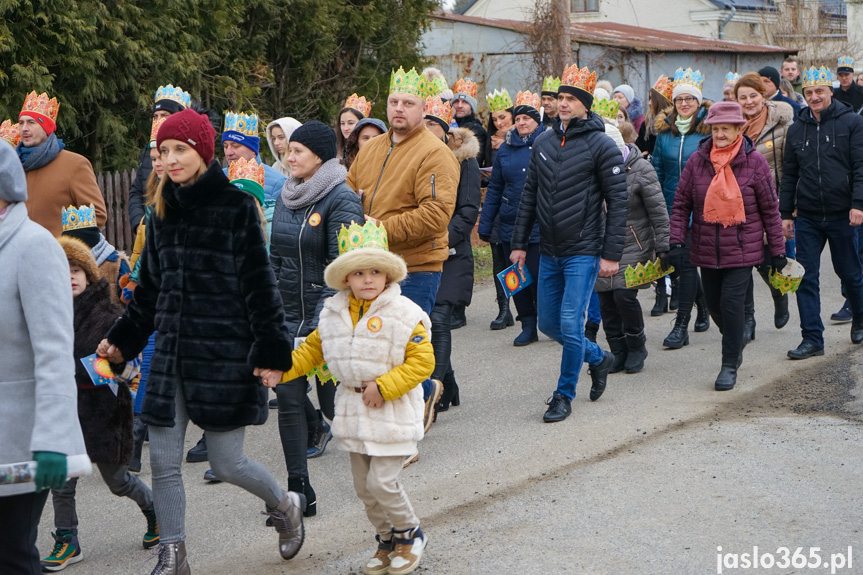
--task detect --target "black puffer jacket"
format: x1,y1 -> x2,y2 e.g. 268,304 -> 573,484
511,112 -> 628,261
107,161 -> 292,432
780,101 -> 863,220
269,182 -> 364,341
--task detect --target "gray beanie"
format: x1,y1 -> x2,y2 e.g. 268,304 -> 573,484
0,141 -> 27,202
451,93 -> 478,114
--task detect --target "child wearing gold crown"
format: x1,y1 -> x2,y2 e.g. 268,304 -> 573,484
262,220 -> 434,575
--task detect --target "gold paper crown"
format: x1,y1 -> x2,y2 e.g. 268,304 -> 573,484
427,75 -> 449,98
725,71 -> 741,84
61,204 -> 97,232
591,97 -> 620,120
542,76 -> 561,94
424,95 -> 454,126
228,157 -> 265,188
344,93 -> 372,118
337,220 -> 389,256
838,56 -> 855,69
802,66 -> 833,88
0,119 -> 20,146
20,91 -> 60,123
224,111 -> 259,136
652,75 -> 674,101
389,67 -> 428,98
560,65 -> 597,95
154,85 -> 191,108
673,67 -> 705,91
149,116 -> 167,147
514,90 -> 541,111
624,259 -> 674,288
453,78 -> 478,99
486,89 -> 513,113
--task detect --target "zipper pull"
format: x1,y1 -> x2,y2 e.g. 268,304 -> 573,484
561,135 -> 565,147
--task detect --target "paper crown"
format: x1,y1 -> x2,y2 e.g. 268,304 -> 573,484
344,93 -> 372,118
486,89 -> 513,113
542,76 -> 561,94
514,90 -> 541,111
802,66 -> 833,88
337,220 -> 389,256
0,119 -> 20,146
673,67 -> 705,91
427,75 -> 449,98
561,64 -> 597,95
149,116 -> 167,147
591,97 -> 620,120
227,157 -> 265,205
769,258 -> 805,295
424,95 -> 454,125
453,78 -> 478,99
154,84 -> 191,108
652,75 -> 674,101
838,56 -> 855,70
389,67 -> 428,98
20,91 -> 60,124
624,259 -> 675,288
61,204 -> 97,232
223,111 -> 259,137
725,71 -> 741,84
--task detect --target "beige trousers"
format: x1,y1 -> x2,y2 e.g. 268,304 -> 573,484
349,452 -> 420,539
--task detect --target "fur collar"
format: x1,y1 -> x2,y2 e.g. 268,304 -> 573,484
765,100 -> 794,129
655,100 -> 713,136
446,127 -> 480,163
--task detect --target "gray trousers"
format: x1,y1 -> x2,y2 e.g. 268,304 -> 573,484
52,463 -> 154,534
149,380 -> 284,543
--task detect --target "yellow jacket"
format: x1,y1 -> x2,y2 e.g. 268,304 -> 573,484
281,292 -> 434,401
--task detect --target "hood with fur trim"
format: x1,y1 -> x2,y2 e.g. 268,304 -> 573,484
266,117 -> 302,176
446,126 -> 480,164
655,100 -> 713,137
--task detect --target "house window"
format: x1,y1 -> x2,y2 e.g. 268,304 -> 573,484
571,0 -> 599,12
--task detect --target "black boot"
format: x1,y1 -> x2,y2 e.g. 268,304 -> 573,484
669,279 -> 680,311
490,298 -> 514,330
451,305 -> 467,329
663,313 -> 690,349
650,282 -> 668,316
288,476 -> 317,518
606,336 -> 627,374
714,359 -> 738,391
584,321 -> 600,344
774,294 -> 789,329
185,433 -> 208,463
624,330 -> 648,374
436,369 -> 460,413
694,294 -> 710,332
588,351 -> 613,401
742,314 -> 756,348
513,316 -> 538,346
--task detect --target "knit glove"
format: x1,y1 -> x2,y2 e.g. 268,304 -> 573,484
668,244 -> 686,273
478,233 -> 491,243
33,451 -> 67,491
656,251 -> 669,272
770,254 -> 788,275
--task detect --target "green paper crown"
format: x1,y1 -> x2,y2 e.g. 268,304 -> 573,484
768,259 -> 805,295
542,76 -> 561,93
390,67 -> 427,98
337,220 -> 389,256
591,97 -> 620,120
486,89 -> 513,113
625,259 -> 674,288
427,75 -> 449,98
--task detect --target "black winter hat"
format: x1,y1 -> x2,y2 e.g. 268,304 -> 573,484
290,120 -> 337,163
758,66 -> 781,90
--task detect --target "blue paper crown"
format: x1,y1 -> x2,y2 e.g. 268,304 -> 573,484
838,56 -> 855,69
153,85 -> 191,108
673,67 -> 705,91
802,66 -> 833,88
223,111 -> 259,137
725,71 -> 740,84
61,204 -> 97,232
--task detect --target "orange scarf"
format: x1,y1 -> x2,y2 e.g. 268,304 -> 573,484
703,134 -> 746,227
743,105 -> 768,141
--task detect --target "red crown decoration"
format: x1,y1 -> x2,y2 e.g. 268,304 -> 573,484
652,75 -> 674,102
149,116 -> 168,147
560,65 -> 597,95
1,119 -> 20,146
19,91 -> 60,133
228,157 -> 265,188
453,78 -> 478,99
344,93 -> 372,118
514,90 -> 541,111
424,95 -> 454,126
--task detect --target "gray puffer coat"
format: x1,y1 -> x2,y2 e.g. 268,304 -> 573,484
595,144 -> 670,291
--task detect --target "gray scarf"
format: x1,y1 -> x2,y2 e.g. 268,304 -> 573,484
92,234 -> 115,265
280,159 -> 347,210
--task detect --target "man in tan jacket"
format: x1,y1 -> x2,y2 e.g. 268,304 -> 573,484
346,67 -> 459,439
17,91 -> 106,236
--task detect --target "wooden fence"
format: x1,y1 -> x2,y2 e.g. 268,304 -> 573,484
97,169 -> 136,253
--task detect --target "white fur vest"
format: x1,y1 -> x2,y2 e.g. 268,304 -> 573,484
319,283 -> 431,456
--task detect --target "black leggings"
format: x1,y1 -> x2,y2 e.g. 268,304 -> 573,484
700,266 -> 752,362
430,302 -> 453,381
0,490 -> 49,575
673,235 -> 704,319
597,288 -> 644,338
275,377 -> 311,485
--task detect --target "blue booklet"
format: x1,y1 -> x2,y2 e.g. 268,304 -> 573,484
80,353 -> 119,396
496,263 -> 533,298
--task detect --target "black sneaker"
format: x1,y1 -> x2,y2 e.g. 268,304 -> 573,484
307,418 -> 332,459
185,434 -> 208,463
831,301 -> 853,323
588,351 -> 613,401
543,392 -> 571,423
269,397 -> 279,409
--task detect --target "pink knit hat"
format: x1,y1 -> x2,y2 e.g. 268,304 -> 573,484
704,101 -> 746,125
156,108 -> 217,164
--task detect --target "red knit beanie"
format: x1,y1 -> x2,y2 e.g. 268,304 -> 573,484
156,108 -> 216,165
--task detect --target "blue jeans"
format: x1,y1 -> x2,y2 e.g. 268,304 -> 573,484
794,216 -> 863,347
537,255 -> 606,401
587,290 -> 601,325
399,271 -> 442,400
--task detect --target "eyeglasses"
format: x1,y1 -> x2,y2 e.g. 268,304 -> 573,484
674,96 -> 697,104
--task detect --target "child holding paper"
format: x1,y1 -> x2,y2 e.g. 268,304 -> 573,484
40,236 -> 157,572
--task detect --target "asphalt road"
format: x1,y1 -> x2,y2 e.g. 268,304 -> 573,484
38,251 -> 863,575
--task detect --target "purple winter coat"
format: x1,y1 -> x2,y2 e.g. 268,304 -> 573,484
670,136 -> 784,269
